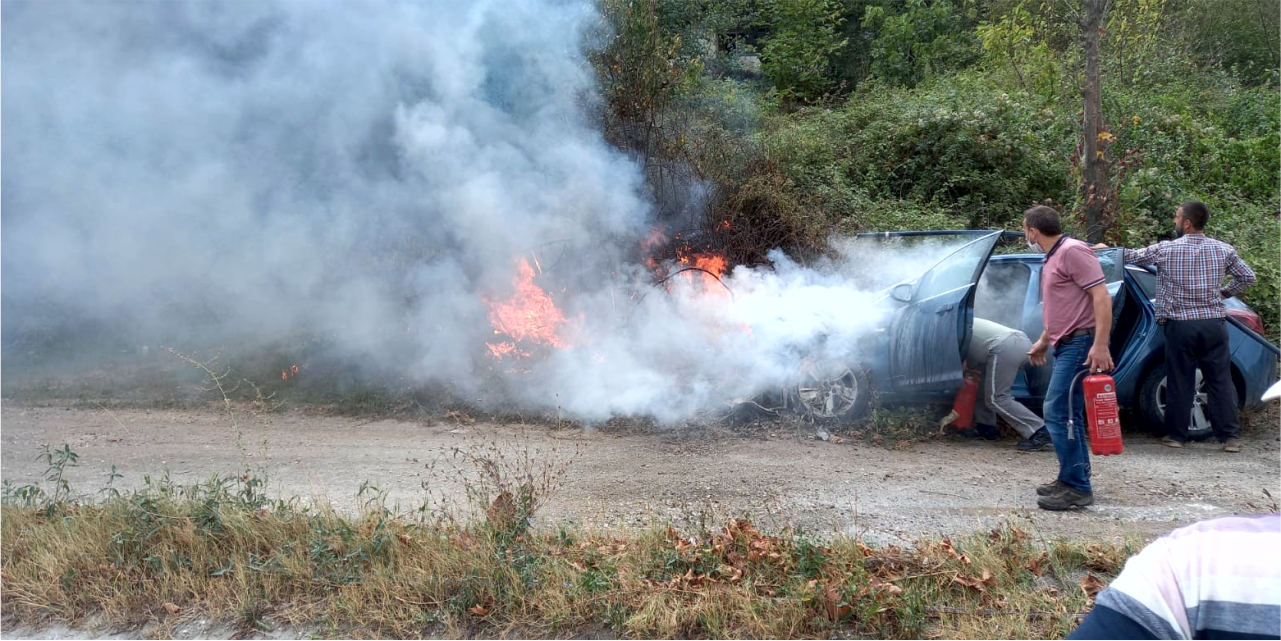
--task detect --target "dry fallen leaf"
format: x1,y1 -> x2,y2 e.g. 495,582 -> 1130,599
467,604 -> 490,616
163,602 -> 181,614
936,539 -> 972,565
1026,553 -> 1047,577
951,569 -> 995,592
823,584 -> 853,621
872,580 -> 904,596
1079,573 -> 1107,599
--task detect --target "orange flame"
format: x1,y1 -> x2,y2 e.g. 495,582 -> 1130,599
281,364 -> 300,380
641,227 -> 667,270
676,251 -> 729,296
484,258 -> 573,360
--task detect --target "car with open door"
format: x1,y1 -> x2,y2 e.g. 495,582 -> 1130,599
791,230 -> 1003,417
794,230 -> 1279,439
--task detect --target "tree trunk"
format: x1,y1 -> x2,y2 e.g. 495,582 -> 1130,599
1080,0 -> 1109,243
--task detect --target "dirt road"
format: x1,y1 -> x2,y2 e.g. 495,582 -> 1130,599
2,404 -> 1277,545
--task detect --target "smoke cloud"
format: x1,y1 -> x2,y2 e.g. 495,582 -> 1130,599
2,0 -> 966,422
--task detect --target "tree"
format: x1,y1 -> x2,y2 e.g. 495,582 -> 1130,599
1076,0 -> 1114,243
758,0 -> 847,104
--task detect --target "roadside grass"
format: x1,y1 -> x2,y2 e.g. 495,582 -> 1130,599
1,447 -> 1136,639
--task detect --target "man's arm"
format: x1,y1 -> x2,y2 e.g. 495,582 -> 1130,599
1086,284 -> 1114,372
1069,603 -> 1162,640
1122,242 -> 1165,268
1221,251 -> 1256,299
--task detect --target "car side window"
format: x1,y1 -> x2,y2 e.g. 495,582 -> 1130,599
975,262 -> 1031,329
914,238 -> 995,301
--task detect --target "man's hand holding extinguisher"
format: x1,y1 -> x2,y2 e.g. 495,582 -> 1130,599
1028,329 -> 1123,456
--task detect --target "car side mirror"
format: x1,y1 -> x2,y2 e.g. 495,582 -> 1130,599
891,283 -> 913,303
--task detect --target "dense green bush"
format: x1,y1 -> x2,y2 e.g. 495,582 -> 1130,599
759,74 -> 1072,232
758,0 -> 848,103
862,0 -> 982,88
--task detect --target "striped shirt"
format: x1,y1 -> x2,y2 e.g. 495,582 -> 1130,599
1123,234 -> 1256,322
1071,513 -> 1281,640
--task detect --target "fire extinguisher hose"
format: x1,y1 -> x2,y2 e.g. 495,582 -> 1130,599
1065,370 -> 1088,442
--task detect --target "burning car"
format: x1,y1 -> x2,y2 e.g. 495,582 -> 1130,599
797,230 -> 1279,439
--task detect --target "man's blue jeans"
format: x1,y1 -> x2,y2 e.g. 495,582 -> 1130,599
1043,335 -> 1092,493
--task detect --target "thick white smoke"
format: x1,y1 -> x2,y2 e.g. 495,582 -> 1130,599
2,0 -> 965,422
2,0 -> 646,372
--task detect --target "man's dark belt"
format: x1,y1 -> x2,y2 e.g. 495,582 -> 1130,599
1056,327 -> 1094,346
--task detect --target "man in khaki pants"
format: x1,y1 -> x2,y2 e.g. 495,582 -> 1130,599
962,318 -> 1053,451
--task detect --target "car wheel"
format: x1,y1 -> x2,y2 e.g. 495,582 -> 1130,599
792,359 -> 870,421
1137,363 -> 1217,441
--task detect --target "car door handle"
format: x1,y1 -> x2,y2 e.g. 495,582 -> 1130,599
935,304 -> 955,314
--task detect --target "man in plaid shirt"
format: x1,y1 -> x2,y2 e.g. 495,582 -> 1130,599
1115,201 -> 1256,451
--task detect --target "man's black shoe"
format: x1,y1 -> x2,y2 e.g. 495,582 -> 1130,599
1018,427 -> 1053,452
1037,486 -> 1094,510
957,424 -> 1000,440
1036,479 -> 1067,496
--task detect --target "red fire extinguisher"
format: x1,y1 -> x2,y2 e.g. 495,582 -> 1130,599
946,368 -> 982,429
1083,374 -> 1124,455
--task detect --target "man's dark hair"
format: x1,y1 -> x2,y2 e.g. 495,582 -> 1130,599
1180,201 -> 1209,230
1023,205 -> 1063,236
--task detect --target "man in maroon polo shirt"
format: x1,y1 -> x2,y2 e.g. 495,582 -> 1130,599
1022,205 -> 1114,510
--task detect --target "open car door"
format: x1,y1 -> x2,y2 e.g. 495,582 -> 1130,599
886,232 -> 1002,392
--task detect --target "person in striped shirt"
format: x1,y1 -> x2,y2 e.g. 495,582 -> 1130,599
1069,513 -> 1280,640
1100,201 -> 1256,451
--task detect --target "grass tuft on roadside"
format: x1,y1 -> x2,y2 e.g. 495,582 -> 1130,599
2,471 -> 1136,639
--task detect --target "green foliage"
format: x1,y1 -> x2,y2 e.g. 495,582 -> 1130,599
1176,0 -> 1281,86
863,0 -> 982,88
758,0 -> 848,103
593,0 -> 1280,338
654,0 -> 762,66
593,0 -> 703,138
976,1 -> 1066,100
759,74 -> 1072,233
2,442 -> 81,515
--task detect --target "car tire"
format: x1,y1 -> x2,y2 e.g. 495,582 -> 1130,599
1137,363 -> 1218,441
790,359 -> 870,421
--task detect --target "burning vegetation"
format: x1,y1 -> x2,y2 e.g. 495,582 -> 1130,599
482,227 -> 738,366
484,258 -> 577,362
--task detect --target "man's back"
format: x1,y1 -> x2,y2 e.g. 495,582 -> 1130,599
1125,235 -> 1255,321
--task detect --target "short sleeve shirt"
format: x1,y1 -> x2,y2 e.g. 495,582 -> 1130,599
1041,237 -> 1105,345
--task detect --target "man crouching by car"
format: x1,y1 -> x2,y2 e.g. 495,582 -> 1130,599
1022,206 -> 1115,511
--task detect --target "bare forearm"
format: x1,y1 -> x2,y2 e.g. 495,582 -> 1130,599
1091,288 -> 1112,346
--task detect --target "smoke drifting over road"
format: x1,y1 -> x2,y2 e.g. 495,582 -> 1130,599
2,0 -> 960,422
